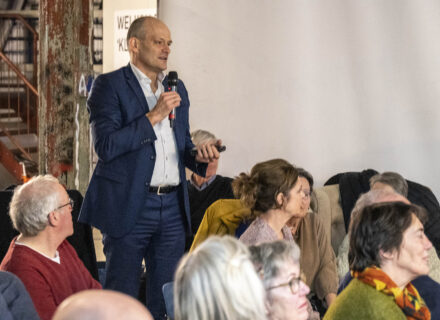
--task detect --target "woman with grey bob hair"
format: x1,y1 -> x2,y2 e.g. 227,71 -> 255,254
249,240 -> 313,320
174,235 -> 267,320
9,175 -> 61,236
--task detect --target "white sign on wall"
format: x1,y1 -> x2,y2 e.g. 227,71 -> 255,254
113,8 -> 157,69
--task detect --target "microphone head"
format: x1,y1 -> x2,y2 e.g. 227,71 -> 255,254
168,71 -> 178,86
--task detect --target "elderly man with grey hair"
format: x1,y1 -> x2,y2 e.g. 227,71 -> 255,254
0,175 -> 101,320
369,171 -> 408,197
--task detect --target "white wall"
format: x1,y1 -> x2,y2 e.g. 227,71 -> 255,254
159,0 -> 440,198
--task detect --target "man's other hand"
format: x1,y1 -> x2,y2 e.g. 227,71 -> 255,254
195,140 -> 222,163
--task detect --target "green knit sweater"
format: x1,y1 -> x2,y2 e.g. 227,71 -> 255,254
324,279 -> 406,320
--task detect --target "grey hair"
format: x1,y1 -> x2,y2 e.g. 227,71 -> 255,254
190,129 -> 217,147
174,236 -> 267,320
369,171 -> 408,197
351,189 -> 407,222
249,240 -> 301,288
9,175 -> 61,236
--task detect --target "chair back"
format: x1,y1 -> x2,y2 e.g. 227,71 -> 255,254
162,281 -> 174,320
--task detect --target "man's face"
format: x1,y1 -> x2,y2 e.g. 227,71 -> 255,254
135,20 -> 172,76
55,184 -> 74,238
205,159 -> 219,179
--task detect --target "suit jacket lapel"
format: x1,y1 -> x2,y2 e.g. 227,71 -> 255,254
124,64 -> 150,113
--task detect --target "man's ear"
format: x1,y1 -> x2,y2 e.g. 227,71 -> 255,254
47,211 -> 58,227
128,37 -> 138,53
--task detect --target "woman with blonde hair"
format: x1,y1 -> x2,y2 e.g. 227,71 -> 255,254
174,235 -> 267,320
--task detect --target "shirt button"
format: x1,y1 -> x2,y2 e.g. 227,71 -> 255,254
150,155 -> 155,160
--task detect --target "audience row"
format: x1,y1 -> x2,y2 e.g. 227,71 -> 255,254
0,132 -> 439,319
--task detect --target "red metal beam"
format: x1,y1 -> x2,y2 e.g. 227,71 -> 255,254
0,52 -> 39,96
0,140 -> 22,182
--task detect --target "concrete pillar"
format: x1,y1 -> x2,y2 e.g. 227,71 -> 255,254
39,0 -> 93,194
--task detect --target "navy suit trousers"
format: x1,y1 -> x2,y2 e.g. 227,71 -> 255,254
102,190 -> 185,320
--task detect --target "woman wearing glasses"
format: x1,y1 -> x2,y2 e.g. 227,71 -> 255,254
286,169 -> 338,310
235,161 -> 337,312
250,240 -> 313,320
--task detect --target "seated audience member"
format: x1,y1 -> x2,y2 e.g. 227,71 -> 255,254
337,181 -> 440,283
286,168 -> 338,308
249,240 -> 317,320
190,198 -> 253,251
52,289 -> 153,320
234,159 -> 302,244
0,175 -> 101,320
186,129 -> 234,248
0,271 -> 39,320
174,235 -> 267,320
337,189 -> 440,319
369,171 -> 409,196
324,202 -> 432,320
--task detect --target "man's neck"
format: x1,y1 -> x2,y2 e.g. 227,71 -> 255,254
17,232 -> 62,259
131,61 -> 160,88
191,173 -> 209,188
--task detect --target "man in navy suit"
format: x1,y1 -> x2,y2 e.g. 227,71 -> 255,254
79,16 -> 219,319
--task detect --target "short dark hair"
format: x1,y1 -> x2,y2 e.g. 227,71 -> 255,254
369,171 -> 408,197
126,16 -> 150,46
349,202 -> 427,271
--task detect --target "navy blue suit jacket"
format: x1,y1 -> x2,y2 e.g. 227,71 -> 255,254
79,65 -> 206,237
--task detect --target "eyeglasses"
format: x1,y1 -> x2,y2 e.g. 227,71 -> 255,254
55,198 -> 74,211
267,273 -> 306,295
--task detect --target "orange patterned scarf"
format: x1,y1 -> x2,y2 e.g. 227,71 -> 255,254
352,266 -> 430,320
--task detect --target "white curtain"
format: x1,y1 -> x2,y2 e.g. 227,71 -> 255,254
159,0 -> 440,198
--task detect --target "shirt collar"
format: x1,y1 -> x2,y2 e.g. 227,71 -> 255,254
130,62 -> 165,84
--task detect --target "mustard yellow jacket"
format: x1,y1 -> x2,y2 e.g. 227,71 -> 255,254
190,199 -> 252,251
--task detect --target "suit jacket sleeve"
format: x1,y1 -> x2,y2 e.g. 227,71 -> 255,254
88,74 -> 157,163
178,81 -> 207,176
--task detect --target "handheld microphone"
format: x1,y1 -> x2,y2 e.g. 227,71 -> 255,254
190,145 -> 226,157
167,71 -> 178,128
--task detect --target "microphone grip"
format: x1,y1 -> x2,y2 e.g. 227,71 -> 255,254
169,109 -> 175,128
169,84 -> 177,128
